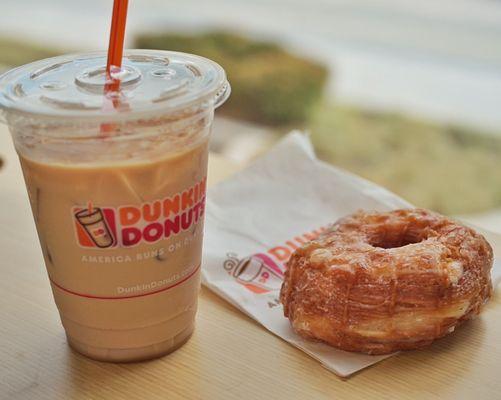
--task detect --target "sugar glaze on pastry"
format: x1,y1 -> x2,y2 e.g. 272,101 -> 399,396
280,209 -> 493,354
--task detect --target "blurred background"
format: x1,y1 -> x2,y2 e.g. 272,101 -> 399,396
1,0 -> 501,229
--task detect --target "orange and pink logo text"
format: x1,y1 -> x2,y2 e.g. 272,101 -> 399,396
73,178 -> 206,249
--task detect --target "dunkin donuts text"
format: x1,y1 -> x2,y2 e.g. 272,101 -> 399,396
74,178 -> 206,248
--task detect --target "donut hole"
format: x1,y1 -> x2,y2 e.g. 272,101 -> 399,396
369,231 -> 426,249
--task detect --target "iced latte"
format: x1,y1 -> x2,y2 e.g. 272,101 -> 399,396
0,50 -> 229,361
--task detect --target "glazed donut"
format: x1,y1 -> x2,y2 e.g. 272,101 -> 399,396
280,209 -> 493,355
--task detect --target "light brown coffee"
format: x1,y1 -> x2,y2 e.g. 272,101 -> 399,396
1,50 -> 229,362
19,135 -> 209,362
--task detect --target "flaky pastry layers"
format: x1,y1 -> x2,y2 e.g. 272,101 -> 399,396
280,209 -> 493,354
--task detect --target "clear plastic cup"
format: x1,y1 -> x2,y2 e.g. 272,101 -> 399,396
0,50 -> 230,362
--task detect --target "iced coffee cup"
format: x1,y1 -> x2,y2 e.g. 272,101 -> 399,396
0,50 -> 230,362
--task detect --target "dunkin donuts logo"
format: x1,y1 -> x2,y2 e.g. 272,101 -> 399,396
223,226 -> 327,294
224,253 -> 284,294
74,178 -> 206,249
74,207 -> 117,248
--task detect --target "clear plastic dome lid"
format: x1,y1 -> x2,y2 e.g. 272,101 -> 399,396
0,50 -> 230,123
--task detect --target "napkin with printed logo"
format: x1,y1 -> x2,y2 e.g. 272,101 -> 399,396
202,132 -> 501,377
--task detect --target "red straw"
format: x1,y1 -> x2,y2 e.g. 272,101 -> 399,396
102,0 -> 130,134
106,0 -> 129,84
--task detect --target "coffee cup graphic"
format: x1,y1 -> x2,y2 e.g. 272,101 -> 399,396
75,208 -> 115,248
232,254 -> 283,292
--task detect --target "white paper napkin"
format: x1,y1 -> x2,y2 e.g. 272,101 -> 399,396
202,131 -> 501,377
